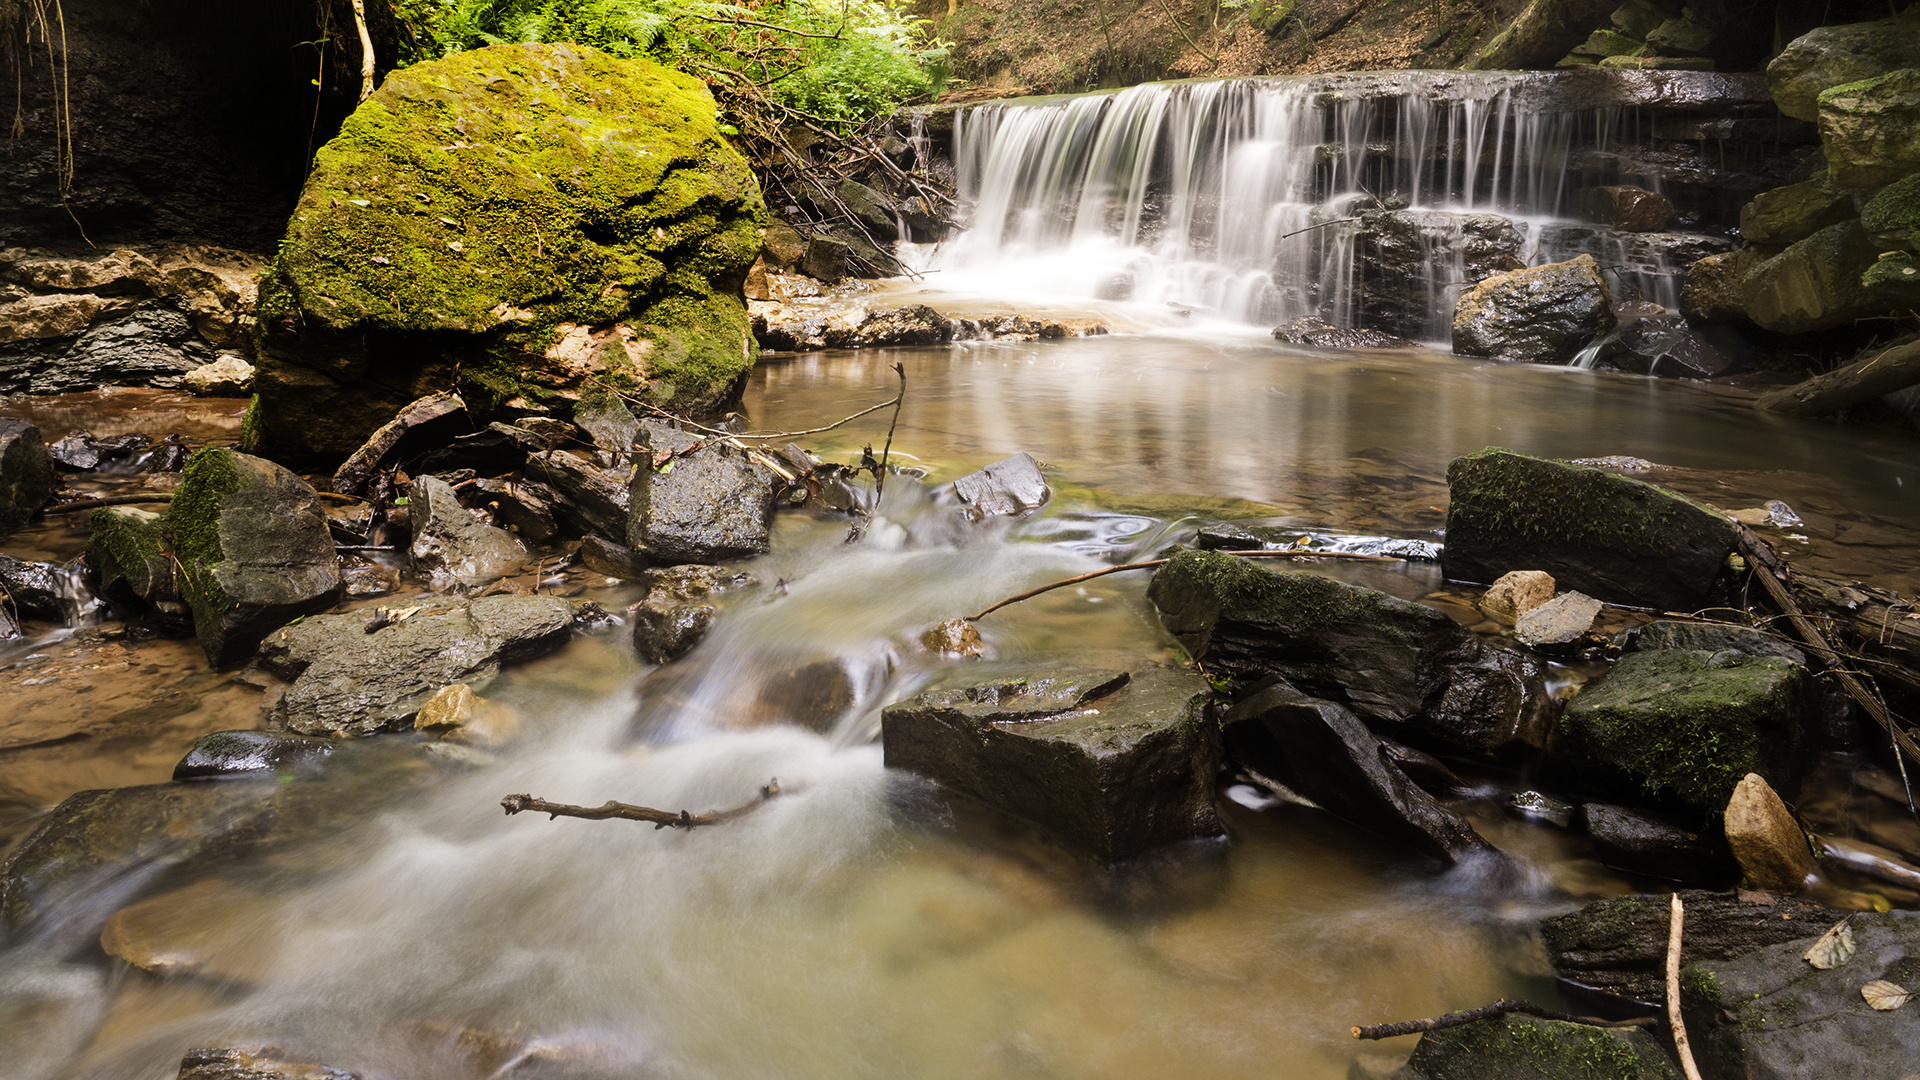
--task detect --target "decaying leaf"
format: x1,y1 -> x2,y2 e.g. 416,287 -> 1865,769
1803,919 -> 1856,970
1861,980 -> 1913,1010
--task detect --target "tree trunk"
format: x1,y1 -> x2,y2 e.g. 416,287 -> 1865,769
1755,339 -> 1920,416
1468,0 -> 1619,70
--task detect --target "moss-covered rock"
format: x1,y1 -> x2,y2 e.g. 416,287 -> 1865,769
252,43 -> 766,460
0,418 -> 55,534
1738,178 -> 1857,246
1403,1012 -> 1677,1080
1861,251 -> 1920,307
87,505 -> 192,633
1766,11 -> 1920,122
1558,649 -> 1810,812
1860,173 -> 1920,253
1817,69 -> 1920,190
1738,219 -> 1888,333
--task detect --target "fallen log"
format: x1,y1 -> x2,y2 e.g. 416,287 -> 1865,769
499,780 -> 783,830
1755,339 -> 1920,416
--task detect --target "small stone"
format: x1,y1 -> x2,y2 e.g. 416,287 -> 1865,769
628,564 -> 754,664
578,535 -> 638,579
179,355 -> 255,397
413,682 -> 521,746
1725,771 -> 1818,891
1729,507 -> 1773,525
952,452 -> 1050,518
1516,590 -> 1603,647
920,617 -> 984,658
173,730 -> 336,780
177,1048 -> 361,1080
1479,570 -> 1555,624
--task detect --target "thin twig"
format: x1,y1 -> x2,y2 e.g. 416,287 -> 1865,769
499,780 -> 783,831
967,549 -> 1398,622
1278,217 -> 1359,241
872,361 -> 906,506
1668,893 -> 1706,1080
1352,999 -> 1656,1040
43,493 -> 173,514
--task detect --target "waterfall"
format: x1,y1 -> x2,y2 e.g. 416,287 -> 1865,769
934,72 -> 1740,342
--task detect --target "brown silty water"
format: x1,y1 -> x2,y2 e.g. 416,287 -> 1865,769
2,327 -> 1919,1080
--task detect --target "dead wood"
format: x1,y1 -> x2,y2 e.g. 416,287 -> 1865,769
1351,999 -> 1656,1040
42,493 -> 173,513
499,780 -> 783,830
1667,893 -> 1706,1080
1756,339 -> 1920,416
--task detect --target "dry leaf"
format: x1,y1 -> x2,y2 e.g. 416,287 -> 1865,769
1861,980 -> 1912,1010
1804,919 -> 1856,969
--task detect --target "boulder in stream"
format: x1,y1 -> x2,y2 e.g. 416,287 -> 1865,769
171,448 -> 342,666
953,452 -> 1050,518
0,418 -> 55,534
1515,591 -> 1603,648
172,730 -> 338,781
1739,220 -> 1888,334
1355,210 -> 1524,339
1272,316 -> 1413,350
1724,772 -> 1819,891
0,554 -> 65,622
1739,178 -> 1857,246
1451,254 -> 1613,364
1580,803 -> 1733,885
87,506 -> 191,633
627,424 -> 775,565
629,564 -> 756,664
1614,619 -> 1807,665
1400,1013 -> 1677,1080
408,474 -> 527,588
179,355 -> 254,397
1478,569 -> 1554,624
881,664 -> 1222,862
1441,448 -> 1739,611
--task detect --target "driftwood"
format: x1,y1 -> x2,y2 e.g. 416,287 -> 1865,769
43,493 -> 174,514
965,548 -> 1399,622
1667,894 -> 1706,1080
1351,1000 -> 1655,1040
500,780 -> 783,830
1756,340 -> 1920,416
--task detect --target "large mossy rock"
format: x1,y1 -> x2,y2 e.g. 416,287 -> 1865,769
1738,178 -> 1857,246
1817,69 -> 1920,190
87,505 -> 191,632
251,44 -> 766,460
1557,649 -> 1810,812
1451,254 -> 1613,364
1442,448 -> 1738,611
1766,11 -> 1920,122
1861,174 -> 1920,253
1682,910 -> 1920,1078
1402,1013 -> 1676,1080
880,664 -> 1222,862
1739,220 -> 1887,334
1146,549 -> 1552,757
171,449 -> 342,666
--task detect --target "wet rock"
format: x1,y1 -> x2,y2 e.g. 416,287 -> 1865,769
0,554 -> 64,621
578,535 -> 639,579
1591,313 -> 1734,378
320,497 -> 377,547
1451,254 -> 1613,364
1861,174 -> 1920,254
1680,250 -> 1754,322
1682,910 -> 1920,1077
1542,889 -> 1846,1007
1725,772 -> 1818,891
1739,220 -> 1887,334
832,304 -> 953,347
171,449 -> 343,667
469,477 -> 560,545
629,564 -> 755,664
1442,448 -> 1739,611
412,683 -> 521,746
0,418 -> 56,533
1614,620 -> 1806,665
1507,790 -> 1575,828
1272,317 -> 1413,350
408,475 -> 526,589
179,355 -> 254,397
1572,185 -> 1676,232
48,430 -> 107,471
87,506 -> 192,632
953,452 -> 1050,518
100,876 -> 269,979
1403,1013 -> 1675,1080
176,1048 -> 361,1080
1818,68 -> 1920,189
573,381 -> 640,461
173,730 -> 337,780
1580,803 -> 1732,884
1223,685 -> 1499,865
1355,210 -> 1524,339
0,782 -> 278,933
1766,10 -> 1920,121
755,658 -> 860,732
948,314 -> 1108,341
259,596 -> 575,736
1147,550 -> 1552,757
1558,649 -> 1810,813
1739,179 -> 1857,246
1516,591 -> 1603,648
524,444 -> 632,542
627,430 -> 775,565
1479,569 -> 1554,624
48,430 -> 159,472
921,616 -> 985,658
336,555 -> 397,599
881,664 -> 1222,862
330,392 -> 471,498
802,235 -> 851,282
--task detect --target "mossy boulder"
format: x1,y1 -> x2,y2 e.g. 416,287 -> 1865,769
1442,448 -> 1739,611
1818,69 -> 1920,190
171,448 -> 342,667
1557,649 -> 1810,812
1738,220 -> 1887,333
1403,1012 -> 1676,1080
1766,11 -> 1920,122
1860,173 -> 1920,253
252,43 -> 766,460
87,505 -> 191,633
1738,179 -> 1857,246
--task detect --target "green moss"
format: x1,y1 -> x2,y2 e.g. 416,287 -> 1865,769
1409,1014 -> 1676,1079
169,448 -> 247,615
237,394 -> 264,454
86,506 -> 174,598
1681,965 -> 1726,1006
1448,447 -> 1724,554
1861,173 -> 1920,251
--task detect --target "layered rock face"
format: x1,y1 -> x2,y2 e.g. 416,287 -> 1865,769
250,43 -> 766,461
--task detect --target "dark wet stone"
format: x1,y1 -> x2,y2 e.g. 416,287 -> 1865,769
173,730 -> 338,780
1557,649 -> 1810,813
48,430 -> 104,470
322,497 -> 378,546
1579,803 -> 1733,884
87,506 -> 192,633
1441,447 -> 1739,611
1402,1013 -> 1676,1080
259,596 -> 575,736
1224,685 -> 1499,865
1355,210 -> 1524,339
414,425 -> 534,477
408,475 -> 526,589
1506,790 -> 1574,828
1571,185 -> 1676,232
171,449 -> 343,667
1273,316 -> 1413,350
330,391 -> 471,497
1451,254 -> 1613,365
524,444 -> 631,542
579,535 -> 639,580
0,601 -> 16,640
469,477 -> 560,545
1147,550 -> 1553,757
177,1048 -> 362,1080
952,452 -> 1050,518
1542,889 -> 1843,1008
629,564 -> 755,664
0,554 -> 65,621
802,235 -> 850,282
881,664 -> 1223,862
1683,909 -> 1920,1079
627,427 -> 774,565
1614,620 -> 1807,665
0,418 -> 55,533
573,381 -> 639,460
336,554 -> 397,598
755,658 -> 859,732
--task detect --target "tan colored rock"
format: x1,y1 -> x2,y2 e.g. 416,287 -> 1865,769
1517,591 -> 1604,647
1480,570 -> 1556,624
1725,772 -> 1817,891
412,683 -> 522,747
0,293 -> 134,343
921,616 -> 985,658
181,355 -> 256,397
100,876 -> 272,981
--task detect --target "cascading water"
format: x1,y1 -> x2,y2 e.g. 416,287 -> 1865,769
931,72 -> 1742,340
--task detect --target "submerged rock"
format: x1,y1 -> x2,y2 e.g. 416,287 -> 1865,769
171,449 -> 342,666
0,418 -> 55,534
952,452 -> 1050,518
1451,254 -> 1613,364
627,427 -> 775,565
1401,1013 -> 1676,1080
881,664 -> 1221,861
177,1048 -> 361,1080
1272,316 -> 1413,350
408,474 -> 526,589
629,564 -> 755,664
173,730 -> 337,781
1224,685 -> 1499,865
1441,448 -> 1739,611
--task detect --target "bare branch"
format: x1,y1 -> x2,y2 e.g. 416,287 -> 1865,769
1352,999 -> 1655,1041
500,780 -> 784,830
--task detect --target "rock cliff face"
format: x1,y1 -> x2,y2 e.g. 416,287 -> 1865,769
249,43 -> 767,461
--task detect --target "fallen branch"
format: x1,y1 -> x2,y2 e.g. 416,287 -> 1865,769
1352,999 -> 1655,1040
1667,893 -> 1706,1080
499,780 -> 783,830
967,548 -> 1399,622
43,493 -> 173,514
1278,217 -> 1359,241
1755,339 -> 1920,416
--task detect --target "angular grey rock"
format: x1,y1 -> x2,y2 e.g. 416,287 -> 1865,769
523,443 -> 632,541
579,534 -> 640,579
573,381 -> 641,460
172,730 -> 337,780
331,392 -> 470,497
627,425 -> 774,565
629,564 -> 754,664
1579,803 -> 1732,884
953,452 -> 1050,518
1515,590 -> 1603,647
881,664 -> 1223,861
259,595 -> 575,736
1224,685 -> 1500,865
171,448 -> 343,666
0,417 -> 55,533
1452,254 -> 1613,364
408,474 -> 527,588
1614,619 -> 1807,665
